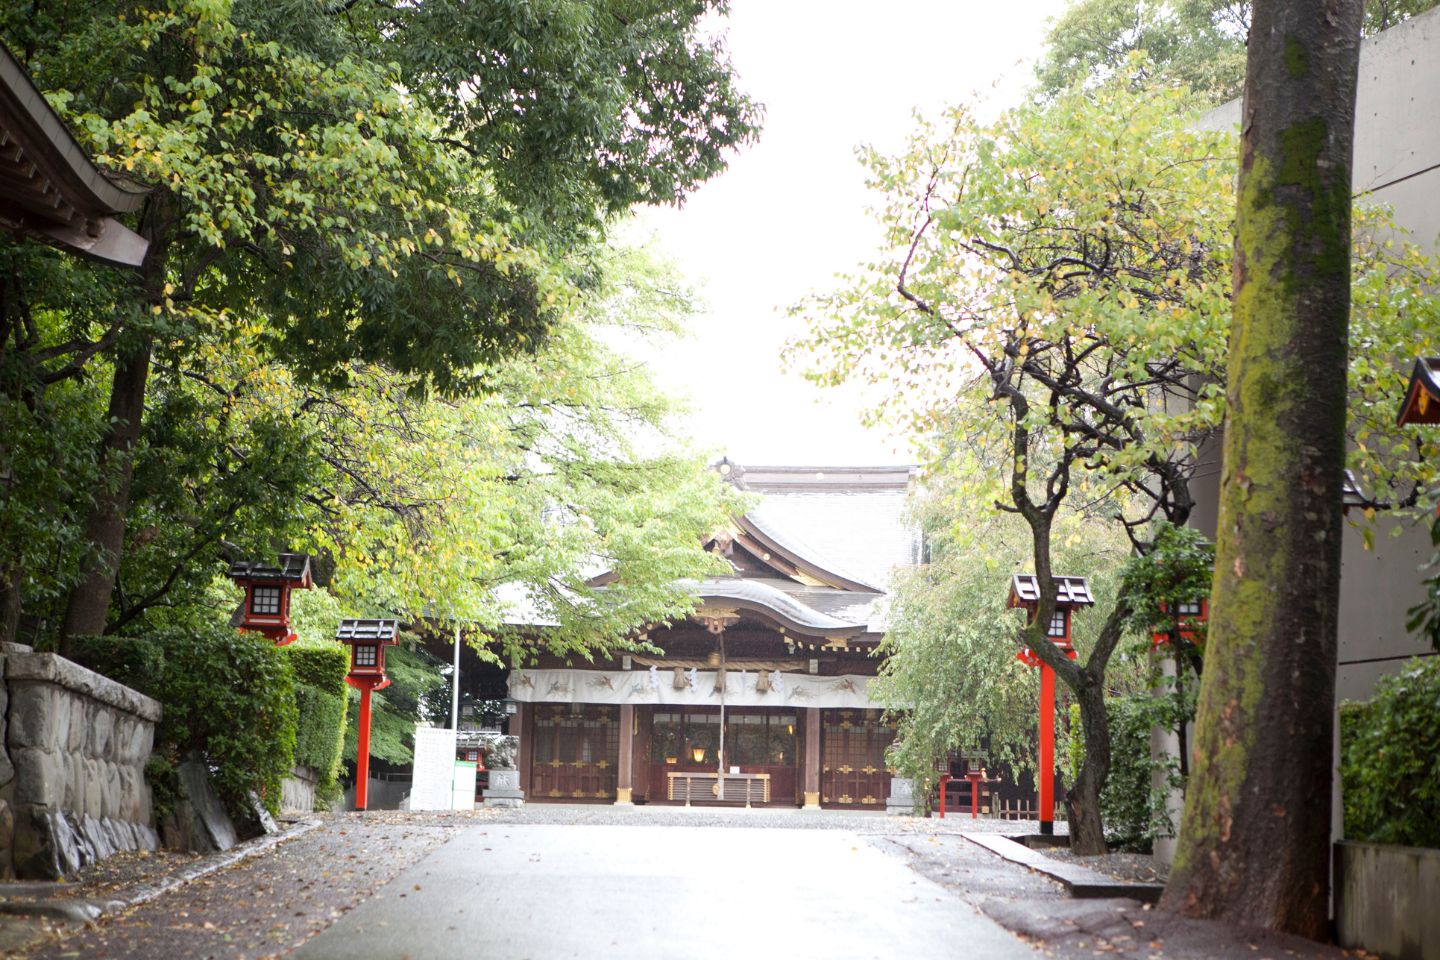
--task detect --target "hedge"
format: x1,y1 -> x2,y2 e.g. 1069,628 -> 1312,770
72,623 -> 298,819
283,643 -> 349,808
1340,656 -> 1440,849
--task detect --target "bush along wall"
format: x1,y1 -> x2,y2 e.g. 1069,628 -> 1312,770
1340,656 -> 1440,849
284,643 -> 349,809
72,622 -> 299,824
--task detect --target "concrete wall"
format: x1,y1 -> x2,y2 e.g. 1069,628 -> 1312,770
0,642 -> 161,879
1335,841 -> 1440,960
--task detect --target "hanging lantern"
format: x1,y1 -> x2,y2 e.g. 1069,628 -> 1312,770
226,553 -> 313,645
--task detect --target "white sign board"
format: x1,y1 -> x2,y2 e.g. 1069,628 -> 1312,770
410,726 -> 458,811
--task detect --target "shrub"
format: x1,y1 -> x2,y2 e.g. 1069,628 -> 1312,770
281,644 -> 349,809
1340,656 -> 1440,849
72,622 -> 299,818
284,643 -> 349,691
1099,693 -> 1185,851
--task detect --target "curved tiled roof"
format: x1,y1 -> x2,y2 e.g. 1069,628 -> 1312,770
683,577 -> 866,637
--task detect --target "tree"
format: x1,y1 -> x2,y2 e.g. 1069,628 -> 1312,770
0,0 -> 758,641
794,69 -> 1438,854
1035,0 -> 1438,105
1161,0 -> 1364,937
795,79 -> 1237,852
875,465 -> 1131,805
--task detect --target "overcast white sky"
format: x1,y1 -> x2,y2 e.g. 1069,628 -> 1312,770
625,0 -> 1072,467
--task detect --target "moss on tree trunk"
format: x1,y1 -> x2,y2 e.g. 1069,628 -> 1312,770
1161,0 -> 1362,937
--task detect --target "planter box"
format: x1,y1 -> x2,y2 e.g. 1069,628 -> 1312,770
1335,840 -> 1440,960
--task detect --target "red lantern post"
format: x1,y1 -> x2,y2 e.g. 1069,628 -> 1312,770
336,619 -> 400,811
226,554 -> 313,645
1008,573 -> 1093,835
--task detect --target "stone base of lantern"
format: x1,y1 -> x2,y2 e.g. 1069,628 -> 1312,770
483,768 -> 525,808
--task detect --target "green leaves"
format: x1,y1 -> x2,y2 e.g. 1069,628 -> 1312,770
1339,655 -> 1440,847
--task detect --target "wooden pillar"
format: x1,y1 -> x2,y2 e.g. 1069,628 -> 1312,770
803,707 -> 821,809
514,702 -> 532,796
616,703 -> 635,804
1038,664 -> 1055,834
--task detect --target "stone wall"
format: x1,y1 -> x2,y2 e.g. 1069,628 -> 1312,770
280,765 -> 318,814
0,642 -> 162,879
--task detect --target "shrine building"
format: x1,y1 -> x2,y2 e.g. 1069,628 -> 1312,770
508,461 -> 920,809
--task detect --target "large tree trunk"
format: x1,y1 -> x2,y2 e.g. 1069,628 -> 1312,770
60,336 -> 153,646
1161,0 -> 1362,938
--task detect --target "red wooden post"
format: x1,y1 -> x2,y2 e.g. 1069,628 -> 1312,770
1039,663 -> 1055,835
938,773 -> 950,818
966,771 -> 983,819
355,683 -> 373,811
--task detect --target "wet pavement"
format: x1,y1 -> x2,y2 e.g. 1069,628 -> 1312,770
4,806 -> 1368,960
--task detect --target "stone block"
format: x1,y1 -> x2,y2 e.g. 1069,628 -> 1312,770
103,762 -> 122,820
12,748 -> 63,807
88,709 -> 114,759
0,798 -> 14,880
81,814 -> 113,861
886,777 -> 916,816
176,759 -> 236,853
6,685 -> 58,750
79,758 -> 100,818
64,699 -> 83,754
112,717 -> 134,764
135,822 -> 159,852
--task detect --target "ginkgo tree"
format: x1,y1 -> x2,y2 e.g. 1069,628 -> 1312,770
793,71 -> 1440,852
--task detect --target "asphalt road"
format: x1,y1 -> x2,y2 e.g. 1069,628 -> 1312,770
291,823 -> 1043,960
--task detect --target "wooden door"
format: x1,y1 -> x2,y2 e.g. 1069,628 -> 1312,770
820,709 -> 894,807
530,704 -> 620,800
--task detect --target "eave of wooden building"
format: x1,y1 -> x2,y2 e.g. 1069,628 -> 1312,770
0,43 -> 149,266
1396,356 -> 1440,426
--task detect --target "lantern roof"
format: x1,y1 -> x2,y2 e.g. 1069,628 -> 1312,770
1396,357 -> 1440,426
1007,574 -> 1094,609
336,618 -> 400,643
227,553 -> 312,586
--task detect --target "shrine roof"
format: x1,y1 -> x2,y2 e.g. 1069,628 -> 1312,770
0,43 -> 150,266
723,460 -> 920,594
336,619 -> 400,642
685,577 -> 867,638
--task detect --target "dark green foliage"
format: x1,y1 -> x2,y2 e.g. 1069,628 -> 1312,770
1099,692 -> 1187,850
1340,657 -> 1440,849
285,643 -> 349,806
72,621 -> 299,817
293,684 -> 346,804
285,643 -> 349,692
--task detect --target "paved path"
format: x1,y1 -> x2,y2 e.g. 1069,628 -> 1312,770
291,823 -> 1043,960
